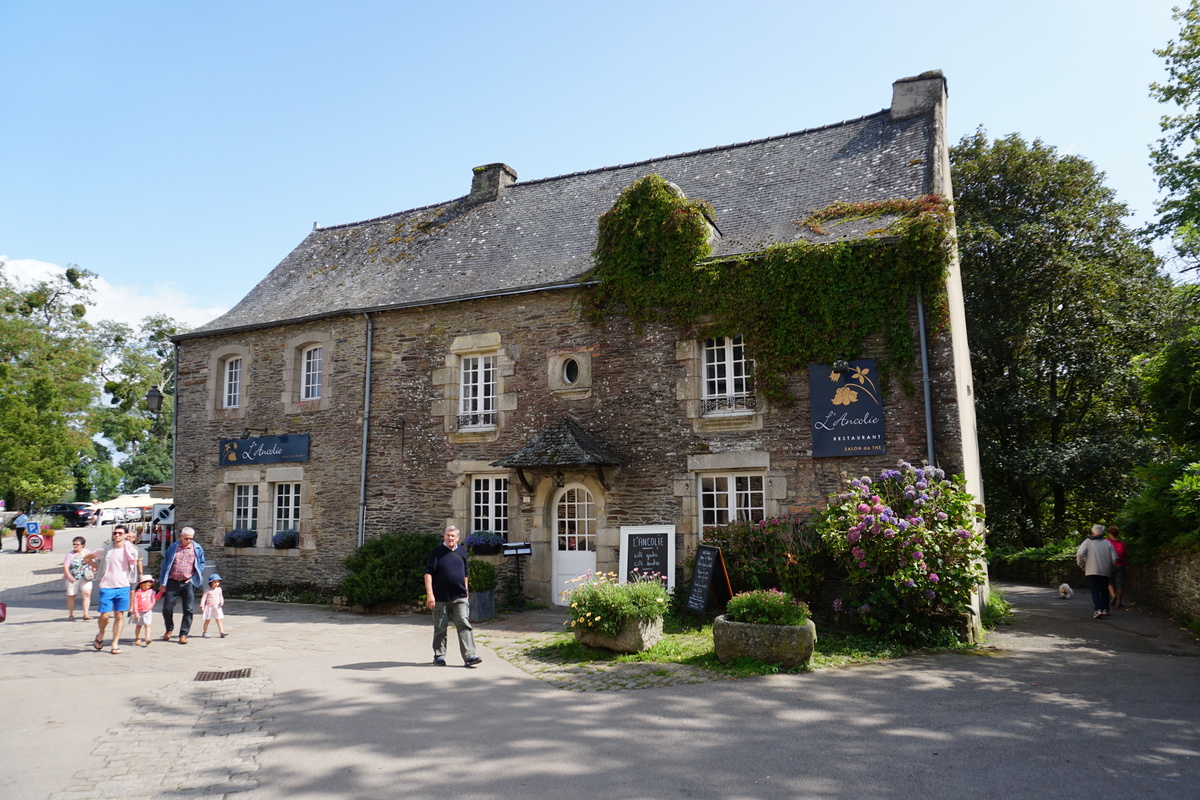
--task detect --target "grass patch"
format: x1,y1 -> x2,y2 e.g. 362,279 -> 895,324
981,588 -> 1014,628
523,615 -> 925,678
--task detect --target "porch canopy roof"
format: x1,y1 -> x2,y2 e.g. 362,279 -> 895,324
491,418 -> 621,491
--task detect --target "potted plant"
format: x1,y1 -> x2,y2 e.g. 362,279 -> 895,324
224,529 -> 258,548
465,531 -> 504,555
272,530 -> 299,550
713,589 -> 817,667
565,571 -> 668,653
468,558 -> 498,621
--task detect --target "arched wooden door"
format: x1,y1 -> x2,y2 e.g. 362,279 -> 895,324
551,484 -> 597,606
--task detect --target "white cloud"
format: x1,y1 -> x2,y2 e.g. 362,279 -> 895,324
1,256 -> 226,331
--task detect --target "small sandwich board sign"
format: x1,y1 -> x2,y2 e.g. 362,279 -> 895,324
685,544 -> 733,615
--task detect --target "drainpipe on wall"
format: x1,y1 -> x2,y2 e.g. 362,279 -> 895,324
916,284 -> 935,466
358,312 -> 375,548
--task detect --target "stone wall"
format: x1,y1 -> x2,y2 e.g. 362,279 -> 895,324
1137,549 -> 1200,624
174,286 -> 973,603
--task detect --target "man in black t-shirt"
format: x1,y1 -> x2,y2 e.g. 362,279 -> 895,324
423,526 -> 481,667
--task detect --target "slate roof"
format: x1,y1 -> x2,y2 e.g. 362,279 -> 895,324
490,418 -> 622,468
186,106 -> 934,338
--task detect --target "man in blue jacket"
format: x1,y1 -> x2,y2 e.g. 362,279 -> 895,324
159,526 -> 206,644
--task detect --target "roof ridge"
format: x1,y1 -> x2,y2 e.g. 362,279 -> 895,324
315,108 -> 891,232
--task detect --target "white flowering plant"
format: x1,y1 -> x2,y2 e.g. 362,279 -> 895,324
815,461 -> 985,644
562,570 -> 669,638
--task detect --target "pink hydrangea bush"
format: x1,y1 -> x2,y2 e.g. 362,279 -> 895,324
815,461 -> 985,643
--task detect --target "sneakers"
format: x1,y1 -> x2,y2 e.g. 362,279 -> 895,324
433,656 -> 447,666
1094,610 -> 1104,619
220,632 -> 228,638
202,632 -> 209,638
465,656 -> 483,667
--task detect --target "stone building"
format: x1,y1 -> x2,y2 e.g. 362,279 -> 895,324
172,70 -> 981,605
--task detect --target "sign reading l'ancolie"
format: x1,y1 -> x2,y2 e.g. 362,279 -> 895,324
809,359 -> 885,458
219,434 -> 310,465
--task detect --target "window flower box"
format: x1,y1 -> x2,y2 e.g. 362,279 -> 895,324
272,530 -> 299,550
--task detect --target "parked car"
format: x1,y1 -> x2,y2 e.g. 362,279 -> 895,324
46,503 -> 96,527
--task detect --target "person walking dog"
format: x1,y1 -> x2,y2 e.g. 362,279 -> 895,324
1077,524 -> 1118,619
159,526 -> 206,644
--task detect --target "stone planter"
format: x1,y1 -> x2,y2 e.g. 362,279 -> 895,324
713,615 -> 817,667
468,589 -> 496,622
574,615 -> 664,653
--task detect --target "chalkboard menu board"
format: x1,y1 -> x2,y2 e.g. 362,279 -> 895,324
619,526 -> 676,590
686,545 -> 732,614
626,532 -> 669,582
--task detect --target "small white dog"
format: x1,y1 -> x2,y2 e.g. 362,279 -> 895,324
1058,583 -> 1073,599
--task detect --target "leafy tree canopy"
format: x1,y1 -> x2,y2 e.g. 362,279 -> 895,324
1150,0 -> 1200,265
951,131 -> 1173,548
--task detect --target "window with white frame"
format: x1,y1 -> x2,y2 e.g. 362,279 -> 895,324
471,476 -> 509,540
556,486 -> 597,552
702,335 -> 756,415
458,354 -> 497,429
699,473 -> 765,528
274,483 -> 301,533
233,484 -> 258,531
301,346 -> 323,401
223,357 -> 242,409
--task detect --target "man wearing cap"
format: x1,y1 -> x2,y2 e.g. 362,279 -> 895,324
159,526 -> 206,644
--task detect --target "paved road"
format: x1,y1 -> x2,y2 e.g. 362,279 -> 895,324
2,530 -> 1198,800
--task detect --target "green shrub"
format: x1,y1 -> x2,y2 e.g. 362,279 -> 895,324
815,461 -> 986,645
341,531 -> 441,608
725,589 -> 811,626
700,515 -> 827,602
468,558 -> 498,592
564,572 -> 669,638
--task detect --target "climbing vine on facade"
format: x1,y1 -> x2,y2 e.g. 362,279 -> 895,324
583,175 -> 954,404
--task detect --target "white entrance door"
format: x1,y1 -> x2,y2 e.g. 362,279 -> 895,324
552,485 -> 597,606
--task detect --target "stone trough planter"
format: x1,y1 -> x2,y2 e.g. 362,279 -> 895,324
574,615 -> 664,653
712,615 -> 817,667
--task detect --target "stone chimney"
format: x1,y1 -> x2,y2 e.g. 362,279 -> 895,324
890,70 -> 947,122
468,163 -> 517,206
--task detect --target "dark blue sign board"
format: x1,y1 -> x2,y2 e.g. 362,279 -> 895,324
219,434 -> 310,466
809,359 -> 885,458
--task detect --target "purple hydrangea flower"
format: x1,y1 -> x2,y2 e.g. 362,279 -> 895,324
928,573 -> 939,583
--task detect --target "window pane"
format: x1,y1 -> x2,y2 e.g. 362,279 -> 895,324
459,354 -> 497,428
556,486 -> 596,551
471,476 -> 509,539
234,484 -> 258,530
303,347 -> 322,400
699,473 -> 764,532
274,483 -> 301,532
702,336 -> 756,414
224,357 -> 242,409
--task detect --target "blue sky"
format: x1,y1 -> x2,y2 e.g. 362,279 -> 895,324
1,0 -> 1187,330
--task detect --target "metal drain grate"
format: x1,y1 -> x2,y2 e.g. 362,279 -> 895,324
194,668 -> 252,682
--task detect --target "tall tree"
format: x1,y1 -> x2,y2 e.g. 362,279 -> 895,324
91,314 -> 184,493
0,263 -> 103,506
951,131 -> 1174,548
1150,0 -> 1200,267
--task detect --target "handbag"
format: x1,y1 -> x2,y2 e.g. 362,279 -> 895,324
0,603 -> 7,622
81,565 -> 96,581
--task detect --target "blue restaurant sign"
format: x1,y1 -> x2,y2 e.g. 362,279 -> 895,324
809,359 -> 885,458
219,434 -> 310,466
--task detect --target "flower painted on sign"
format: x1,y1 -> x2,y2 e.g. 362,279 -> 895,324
832,385 -> 859,405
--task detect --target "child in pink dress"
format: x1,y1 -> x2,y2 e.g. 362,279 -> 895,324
131,575 -> 164,646
201,574 -> 227,638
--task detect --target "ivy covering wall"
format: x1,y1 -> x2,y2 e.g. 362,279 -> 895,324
583,174 -> 954,403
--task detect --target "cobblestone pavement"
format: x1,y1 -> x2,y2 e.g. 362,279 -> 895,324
51,675 -> 275,800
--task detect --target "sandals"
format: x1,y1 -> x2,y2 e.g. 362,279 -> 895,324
68,615 -> 76,621
92,637 -> 103,651
110,647 -> 122,655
